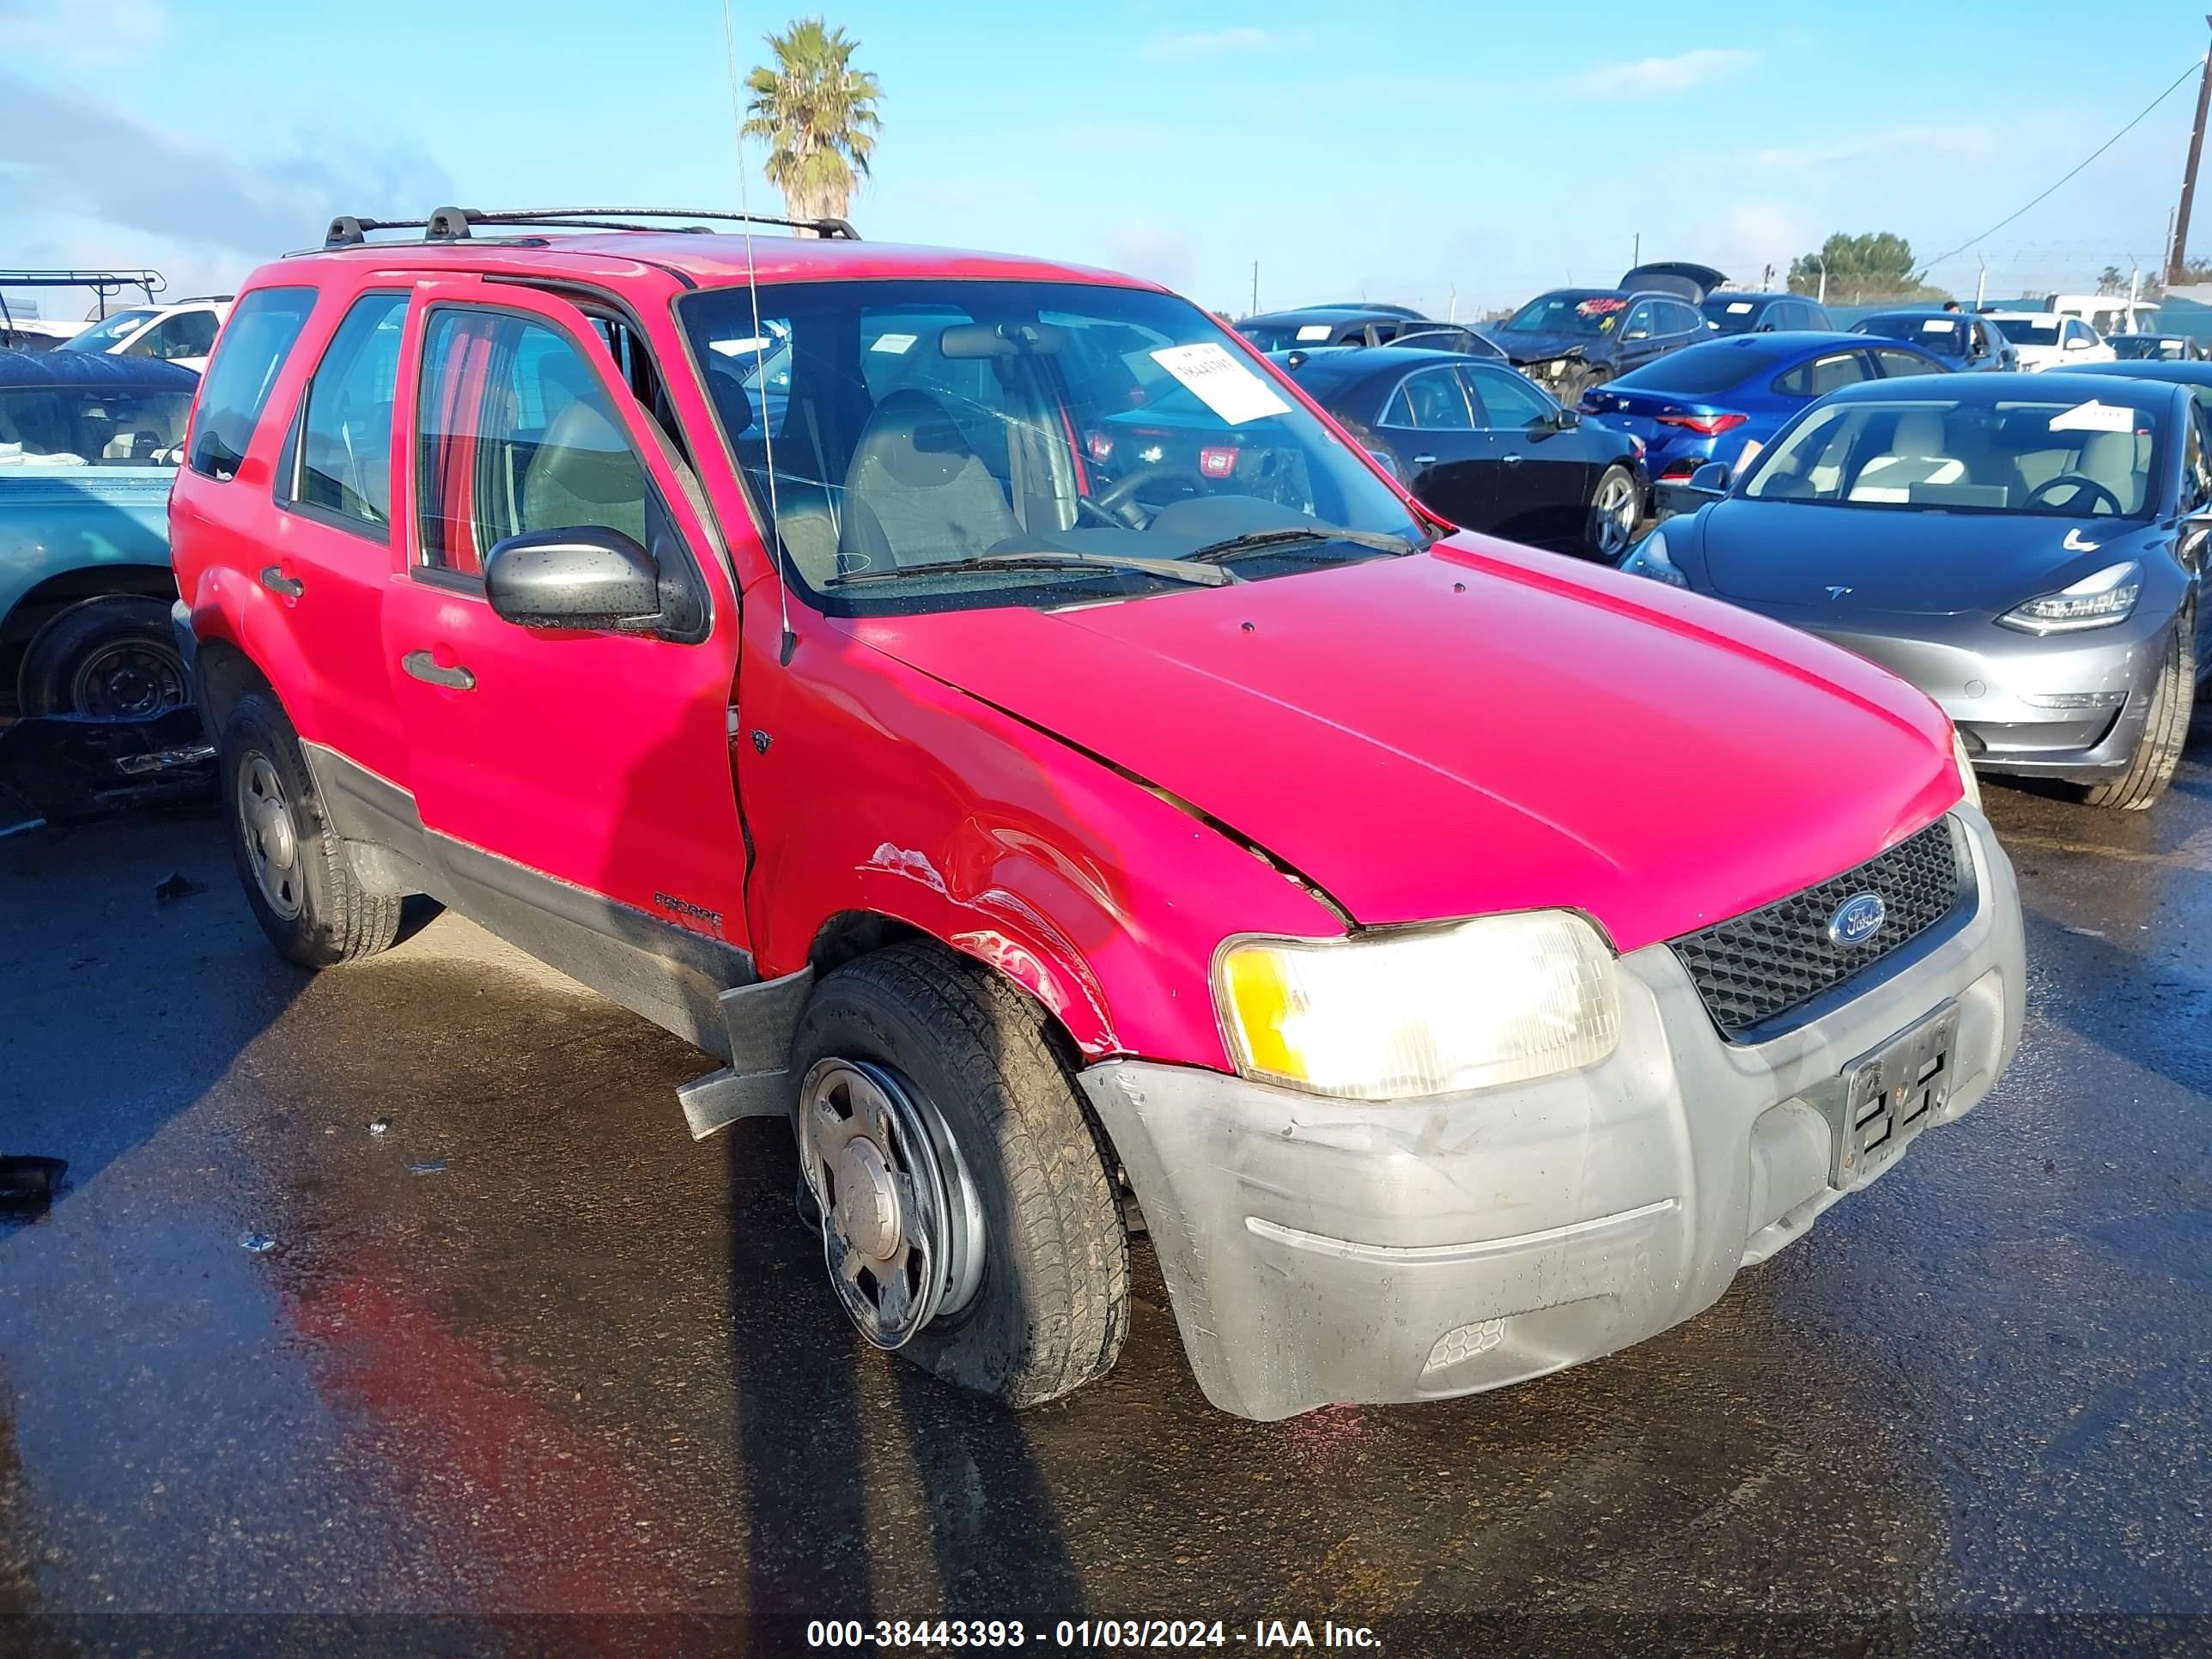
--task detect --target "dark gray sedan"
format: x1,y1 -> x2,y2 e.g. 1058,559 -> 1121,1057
1619,373 -> 2212,810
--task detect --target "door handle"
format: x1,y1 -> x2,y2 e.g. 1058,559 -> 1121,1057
259,565 -> 304,599
1501,453 -> 1524,465
402,650 -> 476,691
1412,454 -> 1437,467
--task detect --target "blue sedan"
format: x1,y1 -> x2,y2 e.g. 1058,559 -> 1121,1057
1579,331 -> 1950,501
1852,309 -> 2016,373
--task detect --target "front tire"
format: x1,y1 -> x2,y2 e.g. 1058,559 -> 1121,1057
1585,464 -> 1641,561
789,944 -> 1129,1408
17,595 -> 188,718
2081,623 -> 2193,811
219,691 -> 402,965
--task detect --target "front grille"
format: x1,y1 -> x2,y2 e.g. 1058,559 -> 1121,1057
1669,817 -> 1973,1041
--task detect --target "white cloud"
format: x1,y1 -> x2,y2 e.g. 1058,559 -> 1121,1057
1751,121 -> 1999,173
1564,48 -> 1753,100
1141,26 -> 1269,62
0,0 -> 169,65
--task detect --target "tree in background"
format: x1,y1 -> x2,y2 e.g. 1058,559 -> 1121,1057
2098,264 -> 2127,295
744,18 -> 882,225
1786,232 -> 1948,303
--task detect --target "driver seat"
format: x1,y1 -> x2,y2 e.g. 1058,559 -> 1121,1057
1847,410 -> 1964,501
838,389 -> 1018,574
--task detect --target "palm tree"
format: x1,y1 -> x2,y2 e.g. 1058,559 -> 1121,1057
743,18 -> 883,226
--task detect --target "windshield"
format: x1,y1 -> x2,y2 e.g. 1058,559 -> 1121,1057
0,383 -> 191,467
1498,291 -> 1628,337
58,309 -> 155,352
1992,318 -> 2062,347
1741,393 -> 2165,517
1699,296 -> 1770,335
678,278 -> 1425,614
2112,335 -> 2186,360
1858,315 -> 1966,353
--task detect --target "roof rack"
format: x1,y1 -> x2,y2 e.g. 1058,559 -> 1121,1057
0,268 -> 167,315
319,205 -> 860,251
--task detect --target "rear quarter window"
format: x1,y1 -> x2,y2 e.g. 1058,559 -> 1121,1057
188,287 -> 317,480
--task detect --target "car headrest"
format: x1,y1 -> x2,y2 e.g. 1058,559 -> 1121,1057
849,388 -> 979,489
703,365 -> 757,441
527,398 -> 641,506
1892,410 -> 1946,453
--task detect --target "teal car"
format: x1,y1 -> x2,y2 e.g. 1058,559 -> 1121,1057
0,349 -> 196,718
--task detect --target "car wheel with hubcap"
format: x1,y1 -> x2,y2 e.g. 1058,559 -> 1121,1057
219,690 -> 403,965
2082,623 -> 2194,811
788,943 -> 1129,1407
1586,465 -> 1641,560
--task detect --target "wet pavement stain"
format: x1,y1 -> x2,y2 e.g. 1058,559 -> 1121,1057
5,747 -> 2212,1652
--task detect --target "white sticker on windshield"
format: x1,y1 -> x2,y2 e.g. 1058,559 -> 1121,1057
2049,399 -> 2134,434
869,332 -> 917,355
1921,319 -> 1955,332
709,336 -> 773,357
1295,323 -> 1333,341
1150,343 -> 1291,425
1727,301 -> 1753,314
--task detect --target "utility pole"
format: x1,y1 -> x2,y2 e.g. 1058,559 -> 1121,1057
2166,16 -> 2212,286
1976,255 -> 1987,310
1814,253 -> 1827,306
1249,261 -> 1258,316
1632,231 -> 1640,268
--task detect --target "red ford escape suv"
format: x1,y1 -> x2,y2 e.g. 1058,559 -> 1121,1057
171,207 -> 2024,1420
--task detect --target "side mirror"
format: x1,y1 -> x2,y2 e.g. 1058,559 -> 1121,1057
2064,336 -> 2091,351
484,526 -> 662,633
1688,461 -> 1733,495
1365,447 -> 1402,480
1549,407 -> 1583,430
1623,329 -> 1650,342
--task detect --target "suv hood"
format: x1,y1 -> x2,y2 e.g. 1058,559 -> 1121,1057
1496,329 -> 1611,367
842,543 -> 1960,952
1698,499 -> 2145,615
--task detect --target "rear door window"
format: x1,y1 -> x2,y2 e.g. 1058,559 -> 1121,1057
1382,369 -> 1474,428
189,288 -> 317,480
289,292 -> 408,532
1774,351 -> 1874,398
1870,348 -> 1944,380
415,309 -> 651,578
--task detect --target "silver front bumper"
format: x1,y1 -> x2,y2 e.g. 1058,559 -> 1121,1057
1080,807 -> 2025,1420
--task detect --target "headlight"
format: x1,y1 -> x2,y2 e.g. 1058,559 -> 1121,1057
1215,911 -> 1621,1102
1998,561 -> 2140,634
1951,725 -> 1982,810
1620,527 -> 1688,586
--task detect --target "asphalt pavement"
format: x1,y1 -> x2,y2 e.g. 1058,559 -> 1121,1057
3,743 -> 2211,1657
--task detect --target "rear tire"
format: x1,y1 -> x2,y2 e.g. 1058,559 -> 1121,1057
219,691 -> 402,965
17,596 -> 187,718
2081,623 -> 2193,811
1585,464 -> 1641,561
789,943 -> 1128,1408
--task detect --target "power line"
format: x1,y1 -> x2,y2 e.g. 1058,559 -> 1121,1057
1919,56 -> 2203,275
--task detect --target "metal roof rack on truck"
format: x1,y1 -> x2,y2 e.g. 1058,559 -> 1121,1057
0,268 -> 167,340
316,205 -> 860,252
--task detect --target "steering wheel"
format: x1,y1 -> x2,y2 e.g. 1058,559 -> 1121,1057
2027,474 -> 2124,516
1080,462 -> 1212,528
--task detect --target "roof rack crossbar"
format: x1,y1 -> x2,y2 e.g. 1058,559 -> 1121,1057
321,205 -> 859,250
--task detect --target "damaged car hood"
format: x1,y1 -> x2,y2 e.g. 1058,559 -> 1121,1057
837,539 -> 1962,953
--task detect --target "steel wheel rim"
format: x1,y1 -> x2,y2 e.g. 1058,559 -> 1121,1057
235,750 -> 303,920
69,641 -> 185,719
798,1057 -> 984,1349
1594,474 -> 1637,557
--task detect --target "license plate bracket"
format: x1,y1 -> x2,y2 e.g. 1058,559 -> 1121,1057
1817,1003 -> 1960,1188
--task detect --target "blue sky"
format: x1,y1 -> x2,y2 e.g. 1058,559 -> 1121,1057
5,0 -> 2212,320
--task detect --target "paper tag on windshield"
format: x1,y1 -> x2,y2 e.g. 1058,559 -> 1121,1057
1295,323 -> 1333,341
2050,399 -> 2134,434
1921,319 -> 1955,333
1727,301 -> 1753,314
869,332 -> 916,355
710,335 -> 773,357
1151,343 -> 1291,425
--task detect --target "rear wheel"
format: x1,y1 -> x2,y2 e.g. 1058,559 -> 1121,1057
789,943 -> 1128,1407
2082,623 -> 2193,811
1585,464 -> 1641,561
219,690 -> 402,964
17,596 -> 187,718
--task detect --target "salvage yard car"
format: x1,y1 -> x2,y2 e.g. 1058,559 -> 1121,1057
1,349 -> 198,718
1620,373 -> 2212,810
171,208 -> 2024,1419
1491,275 -> 1711,400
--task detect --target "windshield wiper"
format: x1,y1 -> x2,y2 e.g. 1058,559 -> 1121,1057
824,549 -> 1241,588
1185,526 -> 1427,565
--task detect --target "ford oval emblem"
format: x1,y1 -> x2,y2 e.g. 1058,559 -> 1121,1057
1827,892 -> 1887,948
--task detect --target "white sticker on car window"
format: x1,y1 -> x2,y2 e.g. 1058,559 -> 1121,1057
1727,301 -> 1753,314
2049,399 -> 2135,434
1295,323 -> 1333,341
1150,343 -> 1291,425
869,332 -> 917,355
1921,319 -> 1955,333
709,336 -> 774,357
1738,439 -> 1763,469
